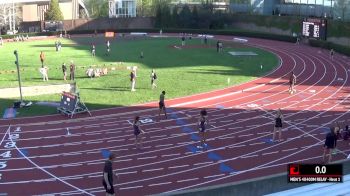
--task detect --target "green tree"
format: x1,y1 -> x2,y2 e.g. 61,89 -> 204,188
192,5 -> 199,28
171,6 -> 179,27
45,0 -> 64,21
85,0 -> 108,18
178,5 -> 192,28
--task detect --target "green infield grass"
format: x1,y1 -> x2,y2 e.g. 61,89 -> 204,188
0,36 -> 278,117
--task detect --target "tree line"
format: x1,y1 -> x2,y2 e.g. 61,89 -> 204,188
154,2 -> 230,29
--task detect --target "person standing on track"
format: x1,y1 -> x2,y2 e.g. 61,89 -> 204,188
288,71 -> 296,94
159,91 -> 167,120
323,127 -> 337,164
272,109 -> 283,142
330,49 -> 335,60
102,153 -> 118,196
151,69 -> 157,89
133,116 -> 145,149
198,109 -> 209,149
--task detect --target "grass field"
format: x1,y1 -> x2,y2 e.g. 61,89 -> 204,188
0,35 -> 278,117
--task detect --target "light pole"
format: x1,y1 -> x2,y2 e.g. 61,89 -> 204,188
14,50 -> 23,105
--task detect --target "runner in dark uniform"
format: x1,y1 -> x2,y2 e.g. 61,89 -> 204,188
288,71 -> 296,94
133,116 -> 145,149
323,127 -> 337,164
272,109 -> 283,142
159,91 -> 167,120
198,109 -> 208,149
102,153 -> 117,196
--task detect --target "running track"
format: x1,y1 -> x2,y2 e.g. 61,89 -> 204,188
1,35 -> 350,195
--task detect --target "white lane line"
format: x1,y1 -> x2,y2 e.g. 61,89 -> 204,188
151,135 -> 167,139
155,144 -> 174,148
161,153 -> 181,158
148,182 -> 172,187
8,130 -> 94,196
142,168 -> 164,172
85,141 -> 103,144
257,132 -> 271,135
88,175 -> 100,178
119,185 -> 143,190
107,139 -> 126,143
177,178 -> 199,183
218,136 -> 235,140
262,151 -> 280,156
282,148 -> 298,152
137,156 -> 157,160
118,159 -> 133,162
39,154 -> 60,158
238,133 -> 254,138
61,163 -> 83,168
87,162 -> 101,166
229,127 -> 242,129
193,161 -> 213,166
241,154 -> 259,159
249,142 -> 265,146
204,173 -> 226,179
227,144 -> 246,149
177,141 -> 194,145
168,164 -> 190,169
220,120 -> 232,123
119,171 -> 138,175
63,142 -> 82,146
63,152 -> 82,156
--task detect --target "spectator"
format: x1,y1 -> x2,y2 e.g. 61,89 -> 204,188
40,51 -> 45,68
86,66 -> 94,78
62,63 -> 67,81
130,70 -> 136,91
151,69 -> 157,89
70,60 -> 76,80
39,66 -> 49,81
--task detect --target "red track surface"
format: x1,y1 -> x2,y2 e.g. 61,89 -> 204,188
1,35 -> 350,195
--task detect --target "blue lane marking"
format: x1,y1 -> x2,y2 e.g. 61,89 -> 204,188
208,152 -> 222,161
101,149 -> 111,159
216,105 -> 225,109
219,163 -> 236,173
18,149 -> 28,157
260,138 -> 275,144
170,113 -> 178,119
182,126 -> 194,133
187,145 -> 199,153
166,108 -> 174,113
320,127 -> 331,133
176,119 -> 186,125
191,134 -> 200,141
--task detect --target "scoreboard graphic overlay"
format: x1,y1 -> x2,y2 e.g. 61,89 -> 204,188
288,164 -> 342,183
302,18 -> 327,40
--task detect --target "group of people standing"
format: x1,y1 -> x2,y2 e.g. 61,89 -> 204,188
130,68 -> 158,91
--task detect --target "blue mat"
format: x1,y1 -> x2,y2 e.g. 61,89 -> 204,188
3,108 -> 16,119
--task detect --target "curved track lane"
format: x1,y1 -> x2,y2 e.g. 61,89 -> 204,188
0,35 -> 350,195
